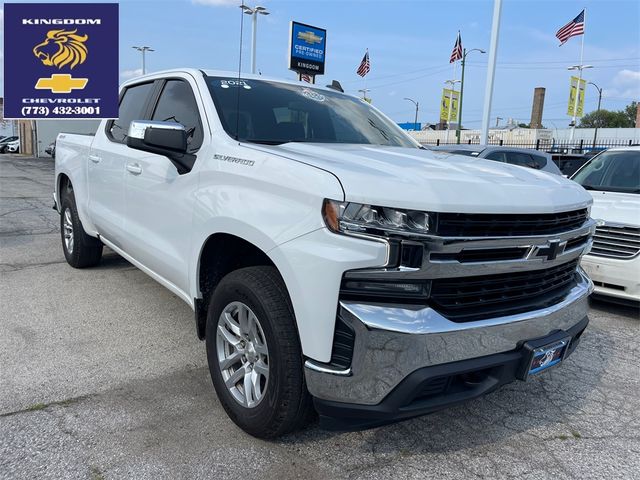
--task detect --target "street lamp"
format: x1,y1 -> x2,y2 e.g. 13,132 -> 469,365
404,97 -> 419,130
358,88 -> 371,101
456,48 -> 485,144
588,81 -> 603,148
444,79 -> 461,143
132,46 -> 154,75
240,5 -> 270,74
567,64 -> 593,142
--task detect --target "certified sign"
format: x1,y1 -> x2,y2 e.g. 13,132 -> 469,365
288,21 -> 326,76
3,3 -> 119,119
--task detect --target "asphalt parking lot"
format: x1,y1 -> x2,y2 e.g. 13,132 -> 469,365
1,154 -> 639,479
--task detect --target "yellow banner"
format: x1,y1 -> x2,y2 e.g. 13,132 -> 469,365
440,89 -> 460,122
567,76 -> 586,117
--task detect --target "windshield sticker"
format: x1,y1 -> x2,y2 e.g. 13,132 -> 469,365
220,79 -> 252,89
300,88 -> 325,102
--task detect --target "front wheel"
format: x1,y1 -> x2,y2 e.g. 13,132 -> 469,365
205,266 -> 313,438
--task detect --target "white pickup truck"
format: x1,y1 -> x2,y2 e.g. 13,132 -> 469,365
55,69 -> 595,438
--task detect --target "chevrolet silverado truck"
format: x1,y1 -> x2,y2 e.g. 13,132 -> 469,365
54,69 -> 595,438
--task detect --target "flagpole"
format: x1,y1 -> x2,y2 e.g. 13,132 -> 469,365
446,41 -> 458,144
569,9 -> 585,143
362,49 -> 368,100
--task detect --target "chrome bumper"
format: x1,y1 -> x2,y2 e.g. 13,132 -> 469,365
305,268 -> 593,405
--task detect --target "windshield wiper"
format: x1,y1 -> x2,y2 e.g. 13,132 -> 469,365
581,184 -> 640,194
242,139 -> 287,145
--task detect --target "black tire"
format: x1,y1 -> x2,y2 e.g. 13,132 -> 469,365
205,266 -> 313,438
60,187 -> 103,268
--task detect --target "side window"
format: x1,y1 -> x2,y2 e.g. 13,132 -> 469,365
504,152 -> 539,169
484,151 -> 507,163
530,154 -> 547,169
109,82 -> 154,143
152,80 -> 204,152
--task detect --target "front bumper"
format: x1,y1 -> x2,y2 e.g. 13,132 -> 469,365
581,254 -> 640,303
305,268 -> 592,428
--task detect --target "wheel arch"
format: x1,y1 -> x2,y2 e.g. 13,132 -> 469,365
194,232 -> 291,340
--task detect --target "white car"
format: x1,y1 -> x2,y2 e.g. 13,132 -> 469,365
54,69 -> 595,437
6,140 -> 20,153
573,147 -> 640,305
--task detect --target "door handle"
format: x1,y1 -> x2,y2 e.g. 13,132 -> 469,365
89,154 -> 102,163
126,163 -> 143,175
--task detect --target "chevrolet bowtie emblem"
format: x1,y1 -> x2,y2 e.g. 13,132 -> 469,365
535,239 -> 568,261
297,30 -> 323,44
35,74 -> 88,93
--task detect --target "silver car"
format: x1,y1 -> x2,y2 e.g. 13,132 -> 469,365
429,145 -> 563,175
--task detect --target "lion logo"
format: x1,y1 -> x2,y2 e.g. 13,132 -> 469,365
33,29 -> 88,70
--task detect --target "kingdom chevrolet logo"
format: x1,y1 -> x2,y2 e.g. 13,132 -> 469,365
35,74 -> 88,93
535,239 -> 568,261
297,30 -> 323,44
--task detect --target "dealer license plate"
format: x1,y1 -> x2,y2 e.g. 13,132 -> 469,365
527,338 -> 571,377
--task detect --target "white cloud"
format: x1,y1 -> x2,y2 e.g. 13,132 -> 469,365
120,68 -> 143,79
604,69 -> 640,99
192,0 -> 241,6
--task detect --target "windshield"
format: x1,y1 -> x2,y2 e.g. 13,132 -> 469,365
572,150 -> 640,194
205,76 -> 418,148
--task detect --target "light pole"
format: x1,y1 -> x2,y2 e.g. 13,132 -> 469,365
358,88 -> 371,101
240,5 -> 269,74
132,46 -> 154,75
588,81 -> 603,148
444,79 -> 460,143
567,64 -> 593,143
495,116 -> 503,127
404,97 -> 419,130
456,48 -> 485,144
480,0 -> 503,145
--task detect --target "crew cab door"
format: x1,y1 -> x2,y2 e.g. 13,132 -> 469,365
123,76 -> 207,294
88,81 -> 155,244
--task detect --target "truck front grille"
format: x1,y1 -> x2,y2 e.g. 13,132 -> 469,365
429,260 -> 579,322
436,209 -> 589,237
590,224 -> 640,259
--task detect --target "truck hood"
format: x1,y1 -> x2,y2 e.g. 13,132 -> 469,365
588,190 -> 640,226
251,143 -> 592,214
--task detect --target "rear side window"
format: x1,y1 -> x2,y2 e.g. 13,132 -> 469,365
530,154 -> 547,169
108,82 -> 154,143
503,152 -> 542,169
151,80 -> 204,152
484,151 -> 507,163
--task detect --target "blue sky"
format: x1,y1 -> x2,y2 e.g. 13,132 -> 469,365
2,0 -> 639,127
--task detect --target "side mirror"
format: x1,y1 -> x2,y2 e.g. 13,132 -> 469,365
126,120 -> 195,174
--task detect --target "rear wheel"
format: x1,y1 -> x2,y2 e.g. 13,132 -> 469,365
206,266 -> 313,438
60,188 -> 103,268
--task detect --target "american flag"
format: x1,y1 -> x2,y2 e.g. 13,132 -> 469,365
449,32 -> 463,63
300,73 -> 312,83
556,10 -> 585,46
357,50 -> 370,77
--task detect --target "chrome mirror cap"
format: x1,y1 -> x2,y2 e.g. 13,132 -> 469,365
128,120 -> 185,140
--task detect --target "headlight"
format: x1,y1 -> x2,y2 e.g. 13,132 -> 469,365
323,199 -> 432,237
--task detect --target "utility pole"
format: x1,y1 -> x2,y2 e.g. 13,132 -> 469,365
240,5 -> 270,74
588,81 -> 603,148
456,48 -> 485,144
132,46 -> 154,75
480,0 -> 503,145
404,97 -> 419,130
